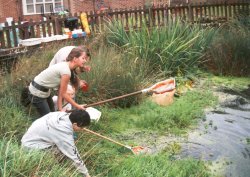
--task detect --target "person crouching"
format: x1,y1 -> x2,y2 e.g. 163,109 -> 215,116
21,110 -> 91,177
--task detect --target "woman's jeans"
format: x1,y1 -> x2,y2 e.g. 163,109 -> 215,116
28,92 -> 55,117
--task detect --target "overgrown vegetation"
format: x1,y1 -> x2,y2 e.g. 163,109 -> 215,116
77,45 -> 155,107
205,16 -> 250,76
107,153 -> 209,177
105,17 -> 250,77
0,138 -> 81,177
97,91 -> 217,135
105,19 -> 216,76
0,16 -> 249,176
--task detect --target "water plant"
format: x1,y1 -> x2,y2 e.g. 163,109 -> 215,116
105,19 -> 216,76
77,44 -> 154,107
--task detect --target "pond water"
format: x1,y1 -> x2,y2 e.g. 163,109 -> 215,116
121,87 -> 250,176
180,87 -> 250,177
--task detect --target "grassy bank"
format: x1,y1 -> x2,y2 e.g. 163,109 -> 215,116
0,17 -> 249,176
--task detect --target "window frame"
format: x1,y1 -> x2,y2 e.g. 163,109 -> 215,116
22,0 -> 63,15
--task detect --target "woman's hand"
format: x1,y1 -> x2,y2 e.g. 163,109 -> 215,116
75,104 -> 86,110
79,80 -> 88,92
80,65 -> 91,73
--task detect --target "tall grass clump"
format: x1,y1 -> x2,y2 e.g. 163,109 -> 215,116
0,86 -> 30,140
4,39 -> 154,108
0,47 -> 59,137
10,46 -> 62,83
205,16 -> 250,76
107,153 -> 209,177
105,19 -> 216,75
0,138 -> 81,177
98,90 -> 218,134
77,44 -> 155,107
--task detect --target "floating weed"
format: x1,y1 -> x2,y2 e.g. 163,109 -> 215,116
246,138 -> 250,144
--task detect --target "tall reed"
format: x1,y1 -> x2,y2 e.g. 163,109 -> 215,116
105,19 -> 216,76
77,44 -> 154,107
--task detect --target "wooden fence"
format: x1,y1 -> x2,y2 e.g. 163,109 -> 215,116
0,0 -> 249,49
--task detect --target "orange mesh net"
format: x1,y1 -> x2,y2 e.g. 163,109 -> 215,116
131,146 -> 148,155
151,78 -> 175,94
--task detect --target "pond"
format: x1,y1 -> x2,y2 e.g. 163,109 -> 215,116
181,87 -> 250,177
119,86 -> 250,176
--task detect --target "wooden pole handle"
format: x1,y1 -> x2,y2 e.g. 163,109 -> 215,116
82,128 -> 130,149
85,90 -> 142,107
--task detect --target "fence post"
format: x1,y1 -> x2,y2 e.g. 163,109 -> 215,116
139,6 -> 143,28
166,4 -> 169,24
11,20 -> 18,47
188,2 -> 194,22
41,18 -> 46,37
4,22 -> 11,48
54,16 -> 62,35
146,6 -> 151,27
23,21 -> 30,39
52,16 -> 57,35
47,18 -> 52,36
125,8 -> 129,30
29,19 -> 35,38
151,5 -> 156,26
0,29 -> 5,48
88,11 -> 94,33
36,21 -> 41,38
224,1 -> 228,21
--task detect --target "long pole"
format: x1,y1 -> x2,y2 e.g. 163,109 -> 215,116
82,128 -> 130,149
86,90 -> 142,107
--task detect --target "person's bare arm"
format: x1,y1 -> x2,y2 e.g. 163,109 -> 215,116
58,75 -> 85,111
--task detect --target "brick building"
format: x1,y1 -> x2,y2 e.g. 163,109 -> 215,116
0,0 -> 239,23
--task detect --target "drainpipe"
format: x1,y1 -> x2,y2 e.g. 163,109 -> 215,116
93,0 -> 96,13
16,0 -> 24,21
68,0 -> 71,12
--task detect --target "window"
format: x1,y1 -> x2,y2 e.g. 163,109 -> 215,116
22,0 -> 63,15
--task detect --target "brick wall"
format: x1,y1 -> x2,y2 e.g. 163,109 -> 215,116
107,0 -> 145,9
70,0 -> 94,14
23,15 -> 47,22
0,0 -> 245,23
69,0 -> 171,14
0,0 -> 20,23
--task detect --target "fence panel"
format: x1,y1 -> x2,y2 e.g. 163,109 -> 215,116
11,21 -> 18,47
0,1 -> 249,49
4,22 -> 11,48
